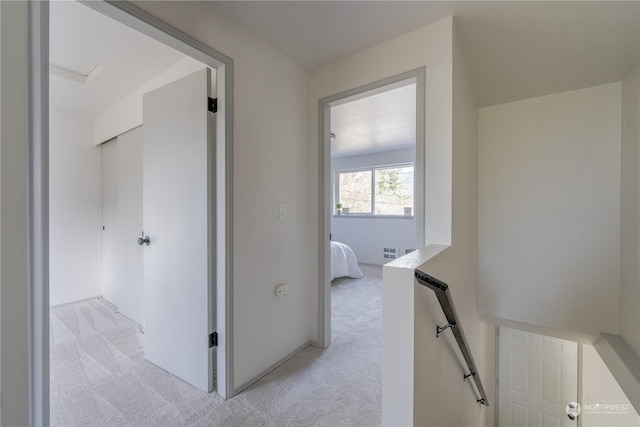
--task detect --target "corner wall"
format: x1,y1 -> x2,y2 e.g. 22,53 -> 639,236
620,61 -> 640,356
412,21 -> 492,426
478,82 -> 622,337
310,17 -> 455,349
582,344 -> 640,426
49,109 -> 102,306
315,17 -> 490,426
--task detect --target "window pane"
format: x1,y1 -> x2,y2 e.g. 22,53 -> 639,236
374,166 -> 414,215
338,170 -> 372,214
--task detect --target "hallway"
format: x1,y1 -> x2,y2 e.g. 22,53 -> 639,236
50,264 -> 382,426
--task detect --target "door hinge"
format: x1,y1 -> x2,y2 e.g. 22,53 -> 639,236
209,331 -> 218,348
208,97 -> 217,113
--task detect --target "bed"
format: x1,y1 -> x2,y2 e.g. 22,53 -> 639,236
331,241 -> 364,281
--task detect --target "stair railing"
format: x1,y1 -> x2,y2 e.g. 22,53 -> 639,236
415,268 -> 489,406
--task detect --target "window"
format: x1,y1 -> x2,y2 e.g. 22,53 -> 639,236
337,170 -> 372,214
336,164 -> 414,216
374,165 -> 414,215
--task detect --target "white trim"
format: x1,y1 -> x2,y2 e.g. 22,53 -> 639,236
29,1 -> 236,422
494,326 -> 500,427
333,215 -> 415,220
577,343 -> 583,427
232,341 -> 313,396
318,68 -> 426,348
318,102 -> 332,348
27,2 -> 49,426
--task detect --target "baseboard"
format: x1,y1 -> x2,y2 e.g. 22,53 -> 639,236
54,295 -> 144,331
232,341 -> 314,396
96,297 -> 144,331
49,294 -> 103,308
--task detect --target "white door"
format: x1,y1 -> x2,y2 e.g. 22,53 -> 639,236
101,139 -> 118,308
499,327 -> 578,427
115,127 -> 144,326
101,129 -> 144,327
142,68 -> 214,392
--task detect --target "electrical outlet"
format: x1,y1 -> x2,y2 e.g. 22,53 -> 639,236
274,283 -> 288,297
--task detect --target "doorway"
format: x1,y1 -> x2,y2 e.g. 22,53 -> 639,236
317,68 -> 425,347
498,327 -> 579,426
28,1 -> 235,423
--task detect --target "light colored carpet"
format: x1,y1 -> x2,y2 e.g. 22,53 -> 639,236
50,264 -> 382,426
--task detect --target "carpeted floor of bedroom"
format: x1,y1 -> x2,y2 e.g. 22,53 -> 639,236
50,264 -> 382,426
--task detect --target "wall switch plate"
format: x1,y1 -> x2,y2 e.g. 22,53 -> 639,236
279,203 -> 287,220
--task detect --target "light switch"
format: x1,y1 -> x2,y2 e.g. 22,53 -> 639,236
279,203 -> 287,220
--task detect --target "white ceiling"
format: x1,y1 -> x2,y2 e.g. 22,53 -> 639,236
211,1 -> 639,107
331,83 -> 416,158
49,1 -> 638,157
50,1 -> 186,116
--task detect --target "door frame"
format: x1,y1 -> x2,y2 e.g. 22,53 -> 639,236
496,326 -> 580,427
27,1 -> 235,424
317,68 -> 425,347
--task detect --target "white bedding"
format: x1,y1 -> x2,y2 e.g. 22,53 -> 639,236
331,241 -> 364,281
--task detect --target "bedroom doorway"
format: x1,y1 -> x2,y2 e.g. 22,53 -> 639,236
27,0 -> 235,423
49,0 -> 221,400
318,68 -> 425,347
48,0 -> 225,392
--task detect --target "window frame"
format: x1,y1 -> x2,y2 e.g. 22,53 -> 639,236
334,162 -> 415,218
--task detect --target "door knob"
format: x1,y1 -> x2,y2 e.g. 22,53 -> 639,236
137,234 -> 150,246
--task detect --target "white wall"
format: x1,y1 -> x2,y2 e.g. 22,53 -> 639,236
0,2 -> 29,424
582,344 -> 640,427
310,23 -> 453,256
132,1 -> 312,391
478,82 -> 622,337
332,217 -> 415,265
312,17 -> 489,426
620,62 -> 640,356
310,16 -> 455,346
414,23 -> 492,427
49,109 -> 103,306
331,148 -> 417,265
93,56 -> 206,145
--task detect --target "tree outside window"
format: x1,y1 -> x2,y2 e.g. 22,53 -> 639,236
338,170 -> 372,214
375,166 -> 413,215
337,164 -> 414,216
